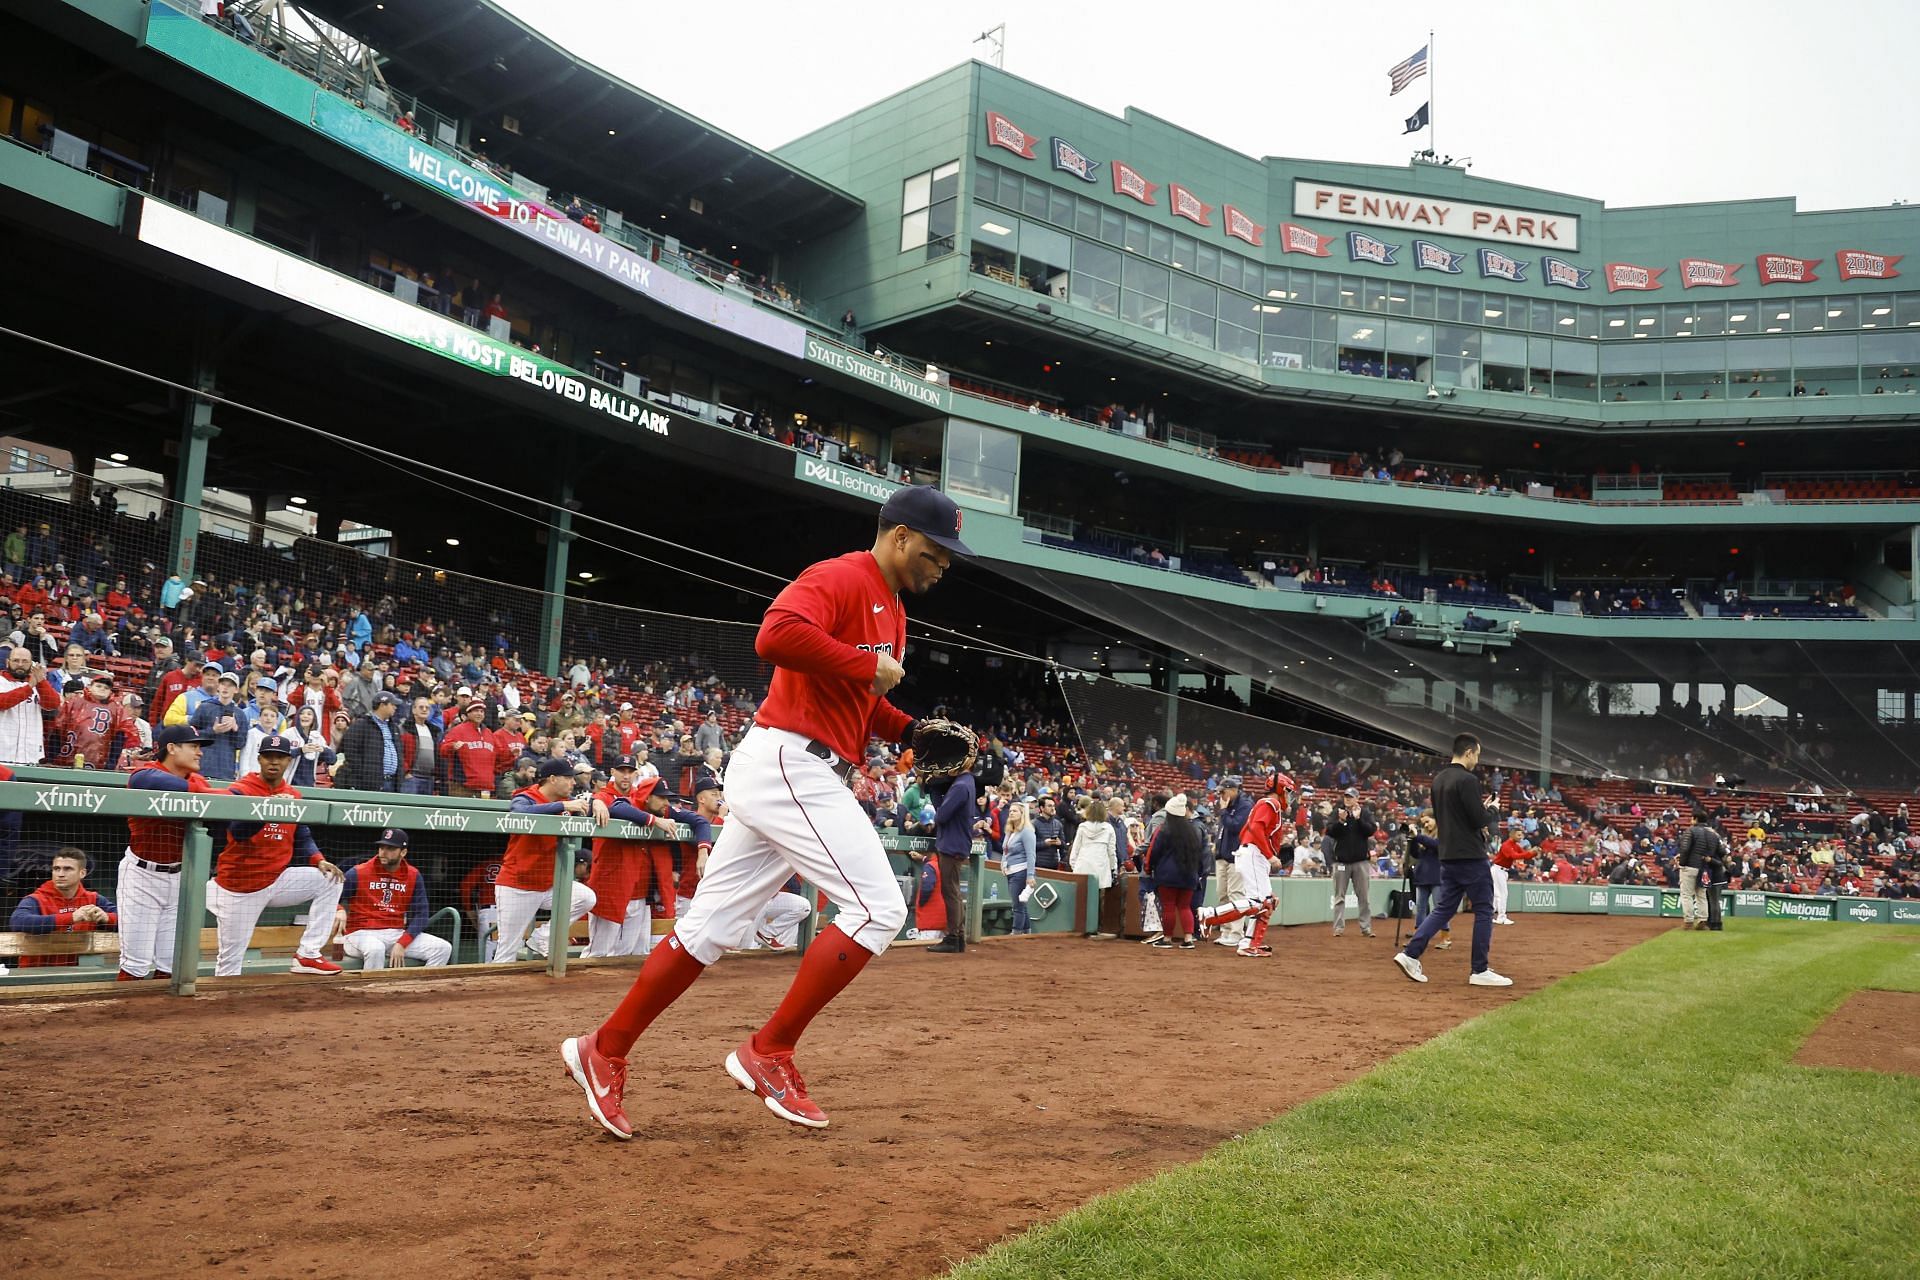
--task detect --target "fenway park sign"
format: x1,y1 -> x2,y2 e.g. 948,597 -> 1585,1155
1294,180 -> 1579,251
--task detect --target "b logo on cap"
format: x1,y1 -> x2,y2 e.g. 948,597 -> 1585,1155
953,510 -> 963,533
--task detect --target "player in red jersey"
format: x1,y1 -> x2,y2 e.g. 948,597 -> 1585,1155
207,734 -> 344,976
583,759 -> 711,958
1196,772 -> 1293,958
460,854 -> 505,960
1491,832 -> 1530,926
9,846 -> 117,968
488,758 -> 598,962
118,724 -> 220,980
561,485 -> 972,1138
335,828 -> 452,968
49,671 -> 136,769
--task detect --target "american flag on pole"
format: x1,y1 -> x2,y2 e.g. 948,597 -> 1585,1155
1388,45 -> 1429,95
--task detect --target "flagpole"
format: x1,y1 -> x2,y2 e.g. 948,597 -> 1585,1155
1428,29 -> 1437,160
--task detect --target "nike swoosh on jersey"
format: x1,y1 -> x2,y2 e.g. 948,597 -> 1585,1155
872,603 -> 887,613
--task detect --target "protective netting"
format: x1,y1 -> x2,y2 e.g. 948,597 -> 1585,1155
987,564 -> 1920,795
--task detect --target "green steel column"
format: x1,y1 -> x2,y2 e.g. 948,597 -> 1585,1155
170,358 -> 218,583
968,851 -> 986,942
1157,654 -> 1179,755
539,481 -> 574,677
1537,668 -> 1554,785
548,835 -> 578,978
169,821 -> 213,996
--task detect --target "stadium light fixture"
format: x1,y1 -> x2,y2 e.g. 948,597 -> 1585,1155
445,538 -> 460,547
108,452 -> 129,462
1828,309 -> 1843,318
1608,318 -> 1625,327
1872,306 -> 1892,316
1637,317 -> 1656,326
577,571 -> 593,580
1729,313 -> 1748,322
1483,308 -> 1502,318
289,496 -> 307,505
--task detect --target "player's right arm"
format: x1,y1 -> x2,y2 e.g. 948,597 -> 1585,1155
754,563 -> 872,683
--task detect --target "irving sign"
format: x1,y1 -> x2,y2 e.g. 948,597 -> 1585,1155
1294,180 -> 1579,252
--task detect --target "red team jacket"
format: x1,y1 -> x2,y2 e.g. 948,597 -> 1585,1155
9,878 -> 118,967
214,774 -> 325,892
497,786 -> 572,892
340,857 -> 429,946
753,551 -> 911,762
439,720 -> 501,790
127,765 -> 221,864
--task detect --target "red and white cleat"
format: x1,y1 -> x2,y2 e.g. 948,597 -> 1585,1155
290,954 -> 344,975
725,1037 -> 828,1129
755,931 -> 788,951
560,1032 -> 634,1139
1237,945 -> 1273,958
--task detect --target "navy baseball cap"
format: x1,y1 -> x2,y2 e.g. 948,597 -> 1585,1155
536,758 -> 576,780
375,827 -> 409,848
256,733 -> 296,756
154,724 -> 211,750
610,753 -> 638,770
374,692 -> 402,707
879,485 -> 973,557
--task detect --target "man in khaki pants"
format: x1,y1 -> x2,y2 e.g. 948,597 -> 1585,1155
1675,809 -> 1715,929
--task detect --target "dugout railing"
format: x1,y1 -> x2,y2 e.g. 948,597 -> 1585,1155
0,769 -> 997,995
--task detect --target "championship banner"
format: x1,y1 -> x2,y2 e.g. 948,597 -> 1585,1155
1111,160 -> 1158,205
1412,240 -> 1465,273
1168,183 -> 1213,226
1477,247 -> 1528,282
1835,249 -> 1902,281
1278,222 -> 1333,256
1347,231 -> 1399,265
1755,253 -> 1820,285
1679,258 -> 1741,289
1604,262 -> 1664,292
1542,256 -> 1592,290
984,111 -> 1038,159
1049,137 -> 1100,183
1223,205 -> 1264,247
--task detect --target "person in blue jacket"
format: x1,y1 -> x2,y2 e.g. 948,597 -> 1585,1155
925,766 -> 978,954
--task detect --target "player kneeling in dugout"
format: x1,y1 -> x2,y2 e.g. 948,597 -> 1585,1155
333,827 -> 452,969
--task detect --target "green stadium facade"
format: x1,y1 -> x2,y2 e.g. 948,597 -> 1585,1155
0,0 -> 1916,783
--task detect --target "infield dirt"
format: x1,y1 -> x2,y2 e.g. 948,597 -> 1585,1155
1795,987 -> 1920,1077
0,915 -> 1666,1279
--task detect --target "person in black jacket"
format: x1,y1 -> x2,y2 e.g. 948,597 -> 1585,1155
1403,814 -> 1451,951
925,769 -> 978,954
1392,733 -> 1509,986
1147,794 -> 1205,950
336,693 -> 405,792
1327,790 -> 1378,937
1677,809 -> 1725,931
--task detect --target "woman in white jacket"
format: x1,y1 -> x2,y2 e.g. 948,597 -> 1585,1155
1068,798 -> 1118,891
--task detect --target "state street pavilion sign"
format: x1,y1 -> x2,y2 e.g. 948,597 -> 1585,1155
1294,180 -> 1580,252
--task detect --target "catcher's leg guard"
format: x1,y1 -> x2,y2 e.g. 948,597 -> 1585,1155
1197,897 -> 1261,927
1244,910 -> 1271,951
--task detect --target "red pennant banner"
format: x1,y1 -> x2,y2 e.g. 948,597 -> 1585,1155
1278,222 -> 1333,257
1755,253 -> 1821,285
983,111 -> 1037,159
1678,258 -> 1741,289
1223,205 -> 1264,247
1835,249 -> 1903,281
1112,160 -> 1158,205
1167,183 -> 1213,227
1604,262 -> 1663,292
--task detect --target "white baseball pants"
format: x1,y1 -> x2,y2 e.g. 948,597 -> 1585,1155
342,927 -> 453,969
208,866 -> 342,977
1211,857 -> 1245,941
585,900 -> 653,958
676,727 -> 906,965
489,882 -> 598,962
1491,863 -> 1511,919
116,851 -> 182,978
742,890 -> 811,949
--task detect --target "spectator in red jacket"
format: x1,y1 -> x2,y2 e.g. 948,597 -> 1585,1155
440,700 -> 500,798
9,847 -> 117,968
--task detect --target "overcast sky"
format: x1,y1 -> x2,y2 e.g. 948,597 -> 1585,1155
493,0 -> 1916,212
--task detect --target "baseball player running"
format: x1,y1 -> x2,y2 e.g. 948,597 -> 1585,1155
335,828 -> 452,969
1196,772 -> 1292,957
209,733 -> 345,976
561,485 -> 972,1137
118,725 -> 220,980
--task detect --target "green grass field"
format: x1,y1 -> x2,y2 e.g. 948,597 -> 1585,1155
950,921 -> 1920,1280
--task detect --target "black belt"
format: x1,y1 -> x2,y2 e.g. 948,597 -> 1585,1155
133,857 -> 182,874
805,739 -> 853,780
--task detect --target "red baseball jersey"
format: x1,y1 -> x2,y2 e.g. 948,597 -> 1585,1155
341,857 -> 427,942
1238,793 -> 1290,860
440,720 -> 500,789
126,765 -> 220,864
498,785 -> 562,892
753,551 -> 911,763
460,858 -> 503,913
215,774 -> 323,892
1493,838 -> 1532,870
49,695 -> 135,769
149,667 -> 192,723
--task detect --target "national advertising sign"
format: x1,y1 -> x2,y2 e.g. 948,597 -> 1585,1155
309,94 -> 806,359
